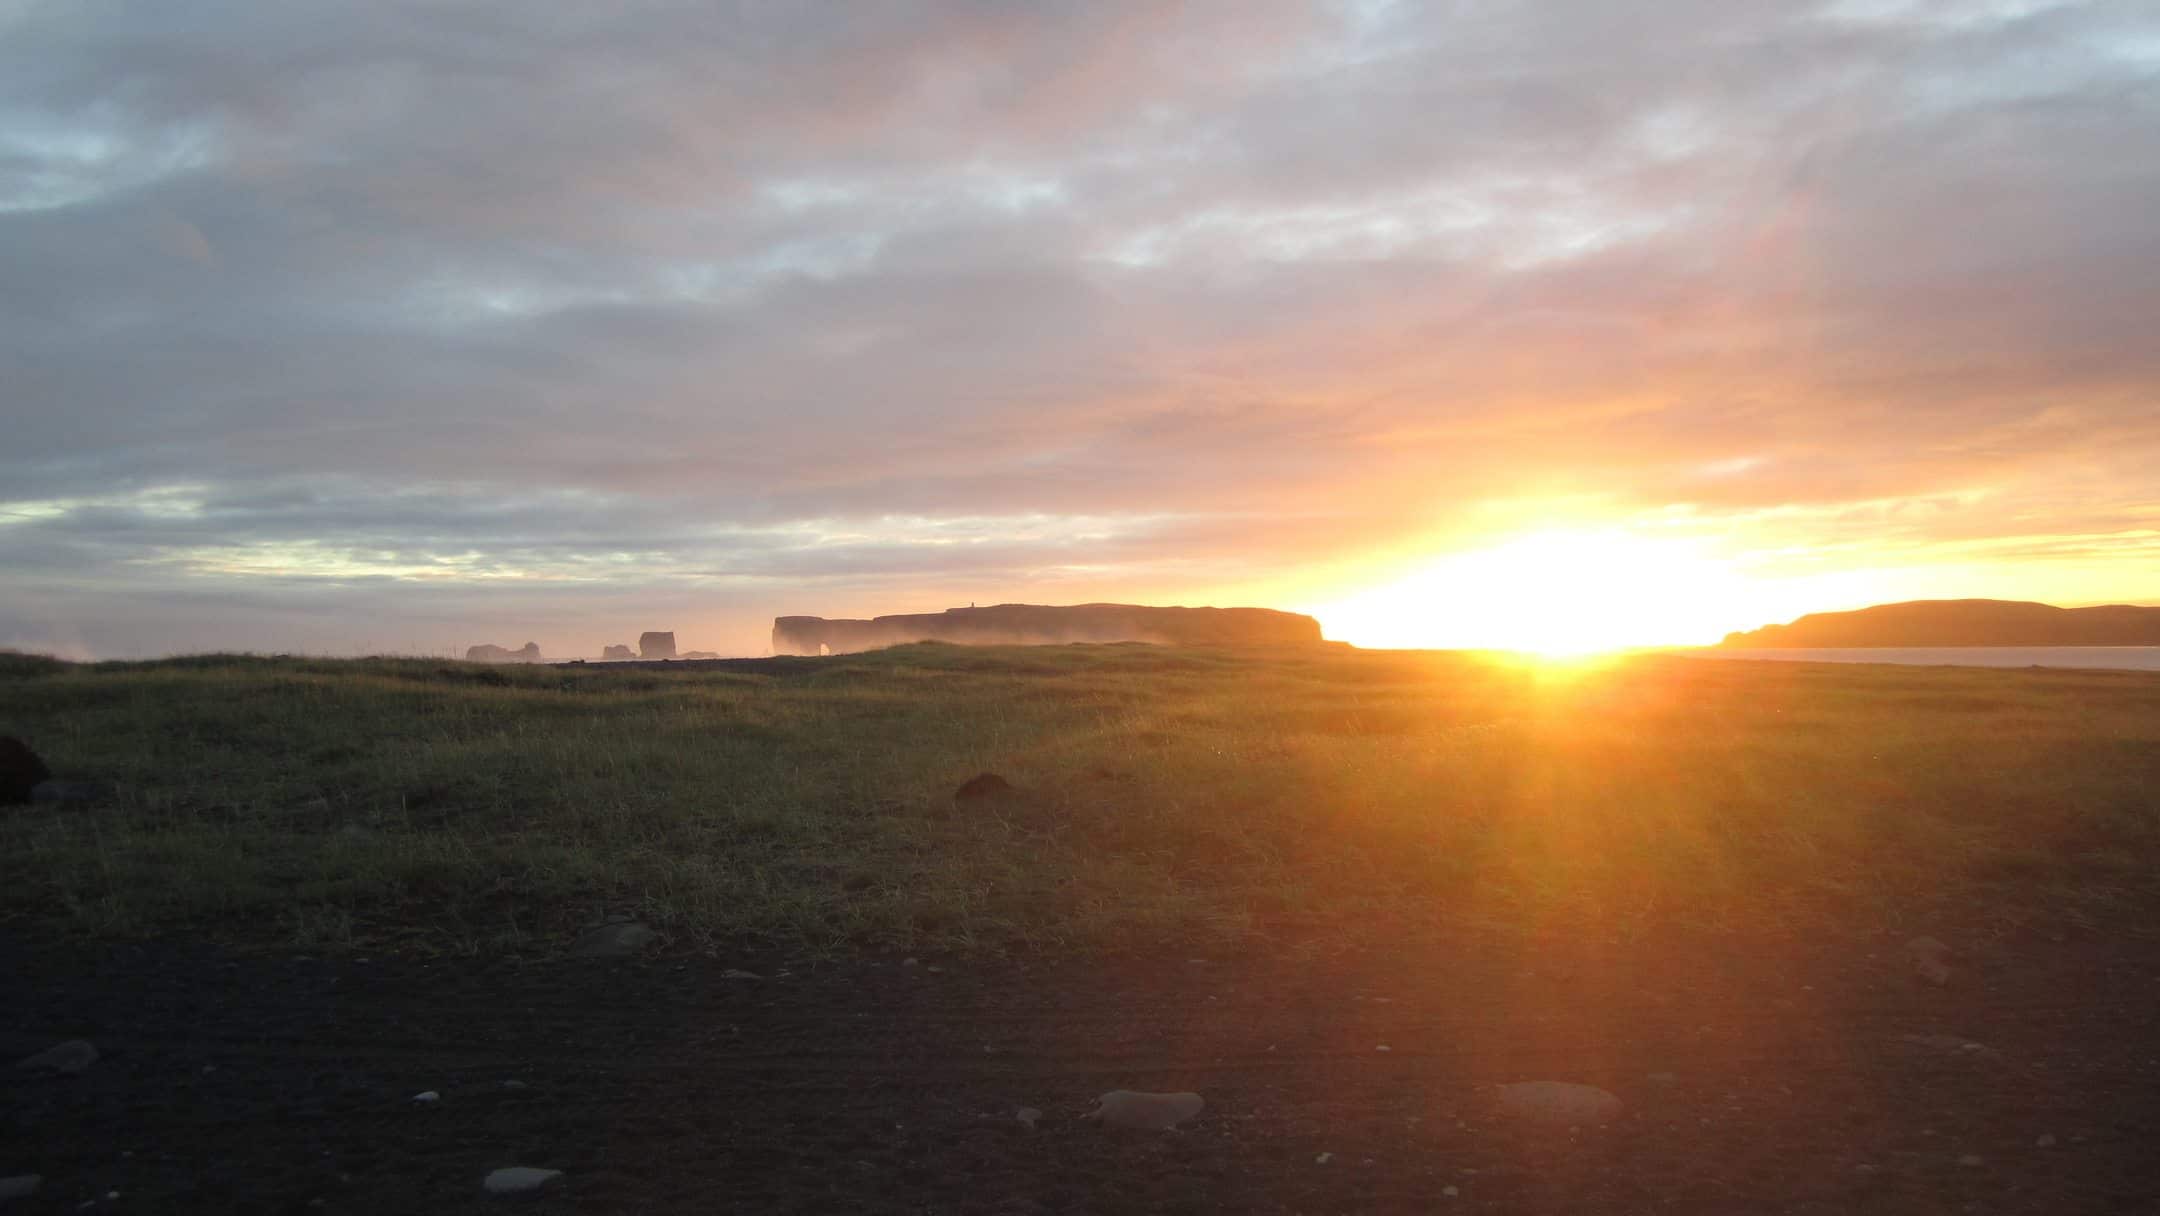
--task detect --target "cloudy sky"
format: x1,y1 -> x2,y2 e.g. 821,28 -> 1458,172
4,0 -> 2157,656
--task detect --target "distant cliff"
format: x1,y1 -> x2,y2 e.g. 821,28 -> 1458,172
773,603 -> 1323,655
466,641 -> 543,662
1721,599 -> 2160,648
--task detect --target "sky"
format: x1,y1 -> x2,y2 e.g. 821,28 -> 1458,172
3,0 -> 2158,658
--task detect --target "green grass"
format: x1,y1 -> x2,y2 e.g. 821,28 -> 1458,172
2,644 -> 2157,955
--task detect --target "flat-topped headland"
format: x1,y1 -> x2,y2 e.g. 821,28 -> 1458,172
1722,599 -> 2160,648
772,602 -> 1322,655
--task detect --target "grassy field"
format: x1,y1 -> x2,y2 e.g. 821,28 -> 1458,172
2,644 -> 2157,955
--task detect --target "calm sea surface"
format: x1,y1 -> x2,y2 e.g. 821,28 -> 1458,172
1683,646 -> 2160,672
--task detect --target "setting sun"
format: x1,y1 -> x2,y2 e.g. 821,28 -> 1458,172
1308,528 -> 1756,653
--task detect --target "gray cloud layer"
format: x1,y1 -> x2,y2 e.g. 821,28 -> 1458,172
4,0 -> 2158,655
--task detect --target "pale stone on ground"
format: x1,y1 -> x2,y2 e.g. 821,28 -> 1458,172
483,1167 -> 562,1194
1902,1033 -> 1991,1055
1493,1081 -> 1624,1125
1906,936 -> 1953,985
0,1176 -> 41,1203
1084,1090 -> 1204,1130
15,1040 -> 97,1074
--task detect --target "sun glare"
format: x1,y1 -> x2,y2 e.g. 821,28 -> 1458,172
1310,528 -> 1756,654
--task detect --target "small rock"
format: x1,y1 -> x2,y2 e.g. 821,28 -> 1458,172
954,772 -> 1015,801
1906,936 -> 1953,985
1315,1152 -> 1333,1164
2036,1134 -> 2056,1148
1958,1154 -> 1984,1167
1647,1071 -> 1679,1085
1443,1185 -> 1460,1197
482,1167 -> 562,1194
1902,1033 -> 1989,1055
1083,1090 -> 1204,1130
570,921 -> 657,958
1494,1081 -> 1623,1126
720,969 -> 762,980
0,1176 -> 41,1202
503,1080 -> 527,1090
413,1090 -> 440,1103
1376,1044 -> 1392,1052
1016,1107 -> 1041,1129
16,1039 -> 97,1075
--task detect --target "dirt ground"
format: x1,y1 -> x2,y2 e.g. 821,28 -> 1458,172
5,916 -> 2158,1215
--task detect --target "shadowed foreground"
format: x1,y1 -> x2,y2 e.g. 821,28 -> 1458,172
5,920 -> 2157,1213
3,647 -> 2159,1211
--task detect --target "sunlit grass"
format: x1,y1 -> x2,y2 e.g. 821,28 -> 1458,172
2,643 -> 2156,955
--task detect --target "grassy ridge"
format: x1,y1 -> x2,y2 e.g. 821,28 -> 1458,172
2,644 -> 2157,954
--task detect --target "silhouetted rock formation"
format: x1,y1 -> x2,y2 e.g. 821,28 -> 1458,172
1722,599 -> 2160,648
465,642 -> 543,663
772,603 -> 1323,655
639,632 -> 677,660
1,736 -> 52,805
601,644 -> 636,661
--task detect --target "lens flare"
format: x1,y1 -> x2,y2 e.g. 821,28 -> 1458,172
1311,528 -> 1755,653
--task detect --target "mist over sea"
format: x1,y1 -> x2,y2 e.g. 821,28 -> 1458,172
1685,647 -> 2160,672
